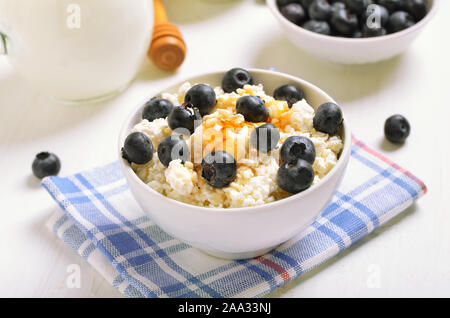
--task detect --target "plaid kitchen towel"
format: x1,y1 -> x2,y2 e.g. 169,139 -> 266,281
43,137 -> 427,298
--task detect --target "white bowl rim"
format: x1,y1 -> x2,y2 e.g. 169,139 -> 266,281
118,68 -> 352,215
267,0 -> 438,43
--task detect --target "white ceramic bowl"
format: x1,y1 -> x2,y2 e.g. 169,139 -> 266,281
118,69 -> 351,259
267,0 -> 438,64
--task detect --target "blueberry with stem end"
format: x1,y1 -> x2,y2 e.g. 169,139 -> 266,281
201,151 -> 237,188
280,136 -> 316,165
221,68 -> 254,93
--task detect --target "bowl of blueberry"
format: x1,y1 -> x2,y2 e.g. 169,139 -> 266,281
118,68 -> 351,259
268,0 -> 438,64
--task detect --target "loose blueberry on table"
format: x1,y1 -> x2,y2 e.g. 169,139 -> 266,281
32,152 -> 61,179
277,0 -> 428,38
384,114 -> 410,144
122,132 -> 154,165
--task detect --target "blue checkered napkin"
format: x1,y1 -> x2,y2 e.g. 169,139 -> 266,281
43,137 -> 426,298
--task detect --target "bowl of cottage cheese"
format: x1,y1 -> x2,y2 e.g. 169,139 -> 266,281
118,68 -> 351,259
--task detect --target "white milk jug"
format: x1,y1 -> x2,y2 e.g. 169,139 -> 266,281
0,0 -> 153,102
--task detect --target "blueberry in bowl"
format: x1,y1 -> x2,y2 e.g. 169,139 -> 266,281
118,69 -> 351,259
268,0 -> 438,64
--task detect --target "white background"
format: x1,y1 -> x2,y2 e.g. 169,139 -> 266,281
0,0 -> 449,297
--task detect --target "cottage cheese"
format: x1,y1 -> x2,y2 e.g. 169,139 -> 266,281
131,82 -> 343,208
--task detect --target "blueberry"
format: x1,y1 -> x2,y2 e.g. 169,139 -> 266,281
405,0 -> 427,21
184,84 -> 216,116
277,0 -> 302,6
250,123 -> 280,153
236,95 -> 268,123
352,30 -> 363,37
387,11 -> 415,33
313,102 -> 343,135
221,68 -> 254,93
201,151 -> 237,188
362,23 -> 387,36
343,0 -> 373,15
331,1 -> 346,14
157,135 -> 190,167
167,103 -> 202,135
377,0 -> 405,13
277,0 -> 298,5
142,98 -> 173,122
384,114 -> 410,144
302,20 -> 331,35
280,136 -> 316,165
32,152 -> 61,179
277,160 -> 315,194
308,0 -> 332,21
300,0 -> 315,8
121,132 -> 154,165
273,84 -> 305,108
330,8 -> 359,37
360,4 -> 389,28
280,3 -> 307,26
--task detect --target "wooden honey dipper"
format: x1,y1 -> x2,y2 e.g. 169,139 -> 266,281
149,0 -> 186,71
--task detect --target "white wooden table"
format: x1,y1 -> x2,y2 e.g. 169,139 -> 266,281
0,0 -> 449,297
